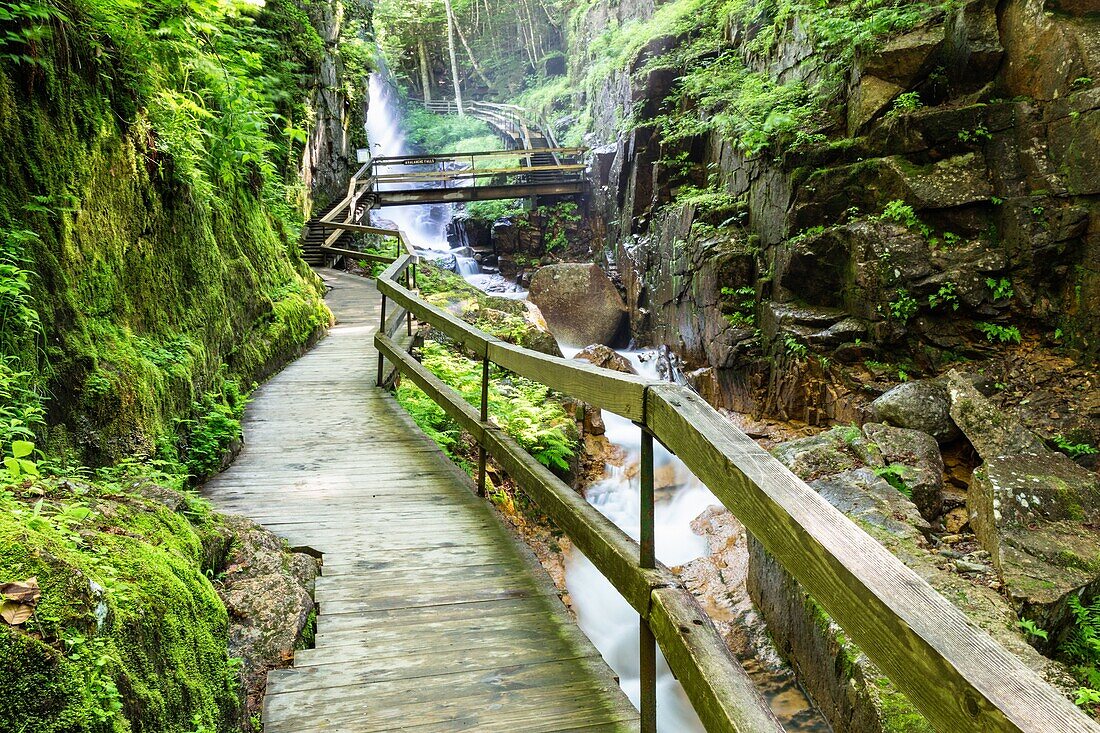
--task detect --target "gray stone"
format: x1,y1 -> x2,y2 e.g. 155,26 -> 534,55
946,370 -> 1047,459
572,344 -> 638,374
870,379 -> 959,443
862,422 -> 945,521
528,264 -> 628,348
771,427 -> 866,481
968,452 -> 1100,633
810,468 -> 931,542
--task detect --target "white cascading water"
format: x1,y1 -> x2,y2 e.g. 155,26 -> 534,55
365,69 -> 480,277
560,348 -> 714,731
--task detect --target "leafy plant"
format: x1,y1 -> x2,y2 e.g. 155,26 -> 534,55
875,464 -> 913,498
888,290 -> 919,322
1016,618 -> 1049,641
1053,435 -> 1099,459
3,439 -> 39,481
985,277 -> 1014,301
957,124 -> 991,143
927,282 -> 960,311
721,285 -> 755,328
887,91 -> 923,117
784,336 -> 808,360
975,322 -> 1021,344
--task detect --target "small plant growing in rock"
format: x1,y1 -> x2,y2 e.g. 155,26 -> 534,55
1052,435 -> 1099,459
721,285 -> 756,327
887,92 -> 923,117
984,277 -> 1014,301
888,290 -> 919,322
1016,618 -> 1049,641
941,231 -> 961,246
880,199 -> 934,240
1071,77 -> 1093,90
975,322 -> 1021,344
874,464 -> 913,498
928,282 -> 960,311
957,124 -> 992,143
784,335 -> 808,360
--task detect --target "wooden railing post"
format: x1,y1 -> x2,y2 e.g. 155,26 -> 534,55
405,267 -> 413,336
477,356 -> 490,497
640,427 -> 657,733
377,294 -> 387,387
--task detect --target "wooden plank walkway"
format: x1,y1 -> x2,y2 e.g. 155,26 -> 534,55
203,269 -> 638,732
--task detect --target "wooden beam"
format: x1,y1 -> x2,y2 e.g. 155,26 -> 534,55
375,182 -> 584,207
487,341 -> 651,422
644,384 -> 1099,733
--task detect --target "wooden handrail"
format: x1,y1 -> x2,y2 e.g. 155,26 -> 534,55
318,214 -> 1099,733
372,147 -> 586,164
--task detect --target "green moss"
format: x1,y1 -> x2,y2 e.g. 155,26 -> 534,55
0,482 -> 237,732
872,676 -> 935,733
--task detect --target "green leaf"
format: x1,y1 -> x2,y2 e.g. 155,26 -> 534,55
11,440 -> 33,458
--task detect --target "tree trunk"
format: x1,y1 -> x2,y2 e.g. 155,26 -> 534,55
418,37 -> 432,102
442,0 -> 464,115
449,3 -> 493,90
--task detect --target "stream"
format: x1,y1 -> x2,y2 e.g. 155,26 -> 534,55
366,71 -> 830,733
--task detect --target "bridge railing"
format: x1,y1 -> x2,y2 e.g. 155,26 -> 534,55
320,221 -> 1098,733
370,147 -> 587,193
418,98 -> 563,150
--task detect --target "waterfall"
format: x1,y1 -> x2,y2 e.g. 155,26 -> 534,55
365,65 -> 479,275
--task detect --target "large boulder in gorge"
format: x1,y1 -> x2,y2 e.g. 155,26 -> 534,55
946,371 -> 1046,458
969,451 -> 1100,635
870,379 -> 959,443
528,264 -> 628,348
948,370 -> 1100,637
746,423 -> 1079,733
862,422 -> 945,521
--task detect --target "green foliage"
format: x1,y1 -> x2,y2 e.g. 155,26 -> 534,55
1061,594 -> 1100,712
888,290 -> 919,322
1016,618 -> 1049,641
871,198 -> 932,238
874,464 -> 913,498
927,282 -> 959,311
397,340 -> 576,471
464,198 -> 524,223
1053,435 -> 1099,459
721,285 -> 756,327
403,105 -> 499,152
636,0 -> 937,154
0,474 -> 239,731
784,335 -> 809,360
956,124 -> 991,143
975,322 -> 1021,344
177,380 -> 248,480
887,91 -> 923,117
985,277 -> 1014,301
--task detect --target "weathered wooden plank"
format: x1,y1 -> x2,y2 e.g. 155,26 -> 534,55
648,587 -> 781,732
645,383 -> 1097,733
487,341 -> 651,422
203,267 -> 636,733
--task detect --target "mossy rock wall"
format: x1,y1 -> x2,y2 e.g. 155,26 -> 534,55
0,62 -> 329,465
0,484 -> 239,732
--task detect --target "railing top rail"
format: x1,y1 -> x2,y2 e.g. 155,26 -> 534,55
353,221 -> 1099,733
371,147 -> 586,165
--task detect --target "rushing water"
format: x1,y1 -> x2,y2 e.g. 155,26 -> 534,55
365,70 -> 479,276
365,72 -> 829,733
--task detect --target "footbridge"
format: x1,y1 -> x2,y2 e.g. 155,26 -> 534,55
208,184 -> 1100,731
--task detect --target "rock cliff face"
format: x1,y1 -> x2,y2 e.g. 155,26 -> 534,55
301,0 -> 352,208
565,0 -> 1099,431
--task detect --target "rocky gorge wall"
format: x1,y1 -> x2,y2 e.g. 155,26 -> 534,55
533,0 -> 1100,729
575,0 -> 1099,435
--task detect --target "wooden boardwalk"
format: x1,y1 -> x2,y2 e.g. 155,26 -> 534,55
203,269 -> 638,732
